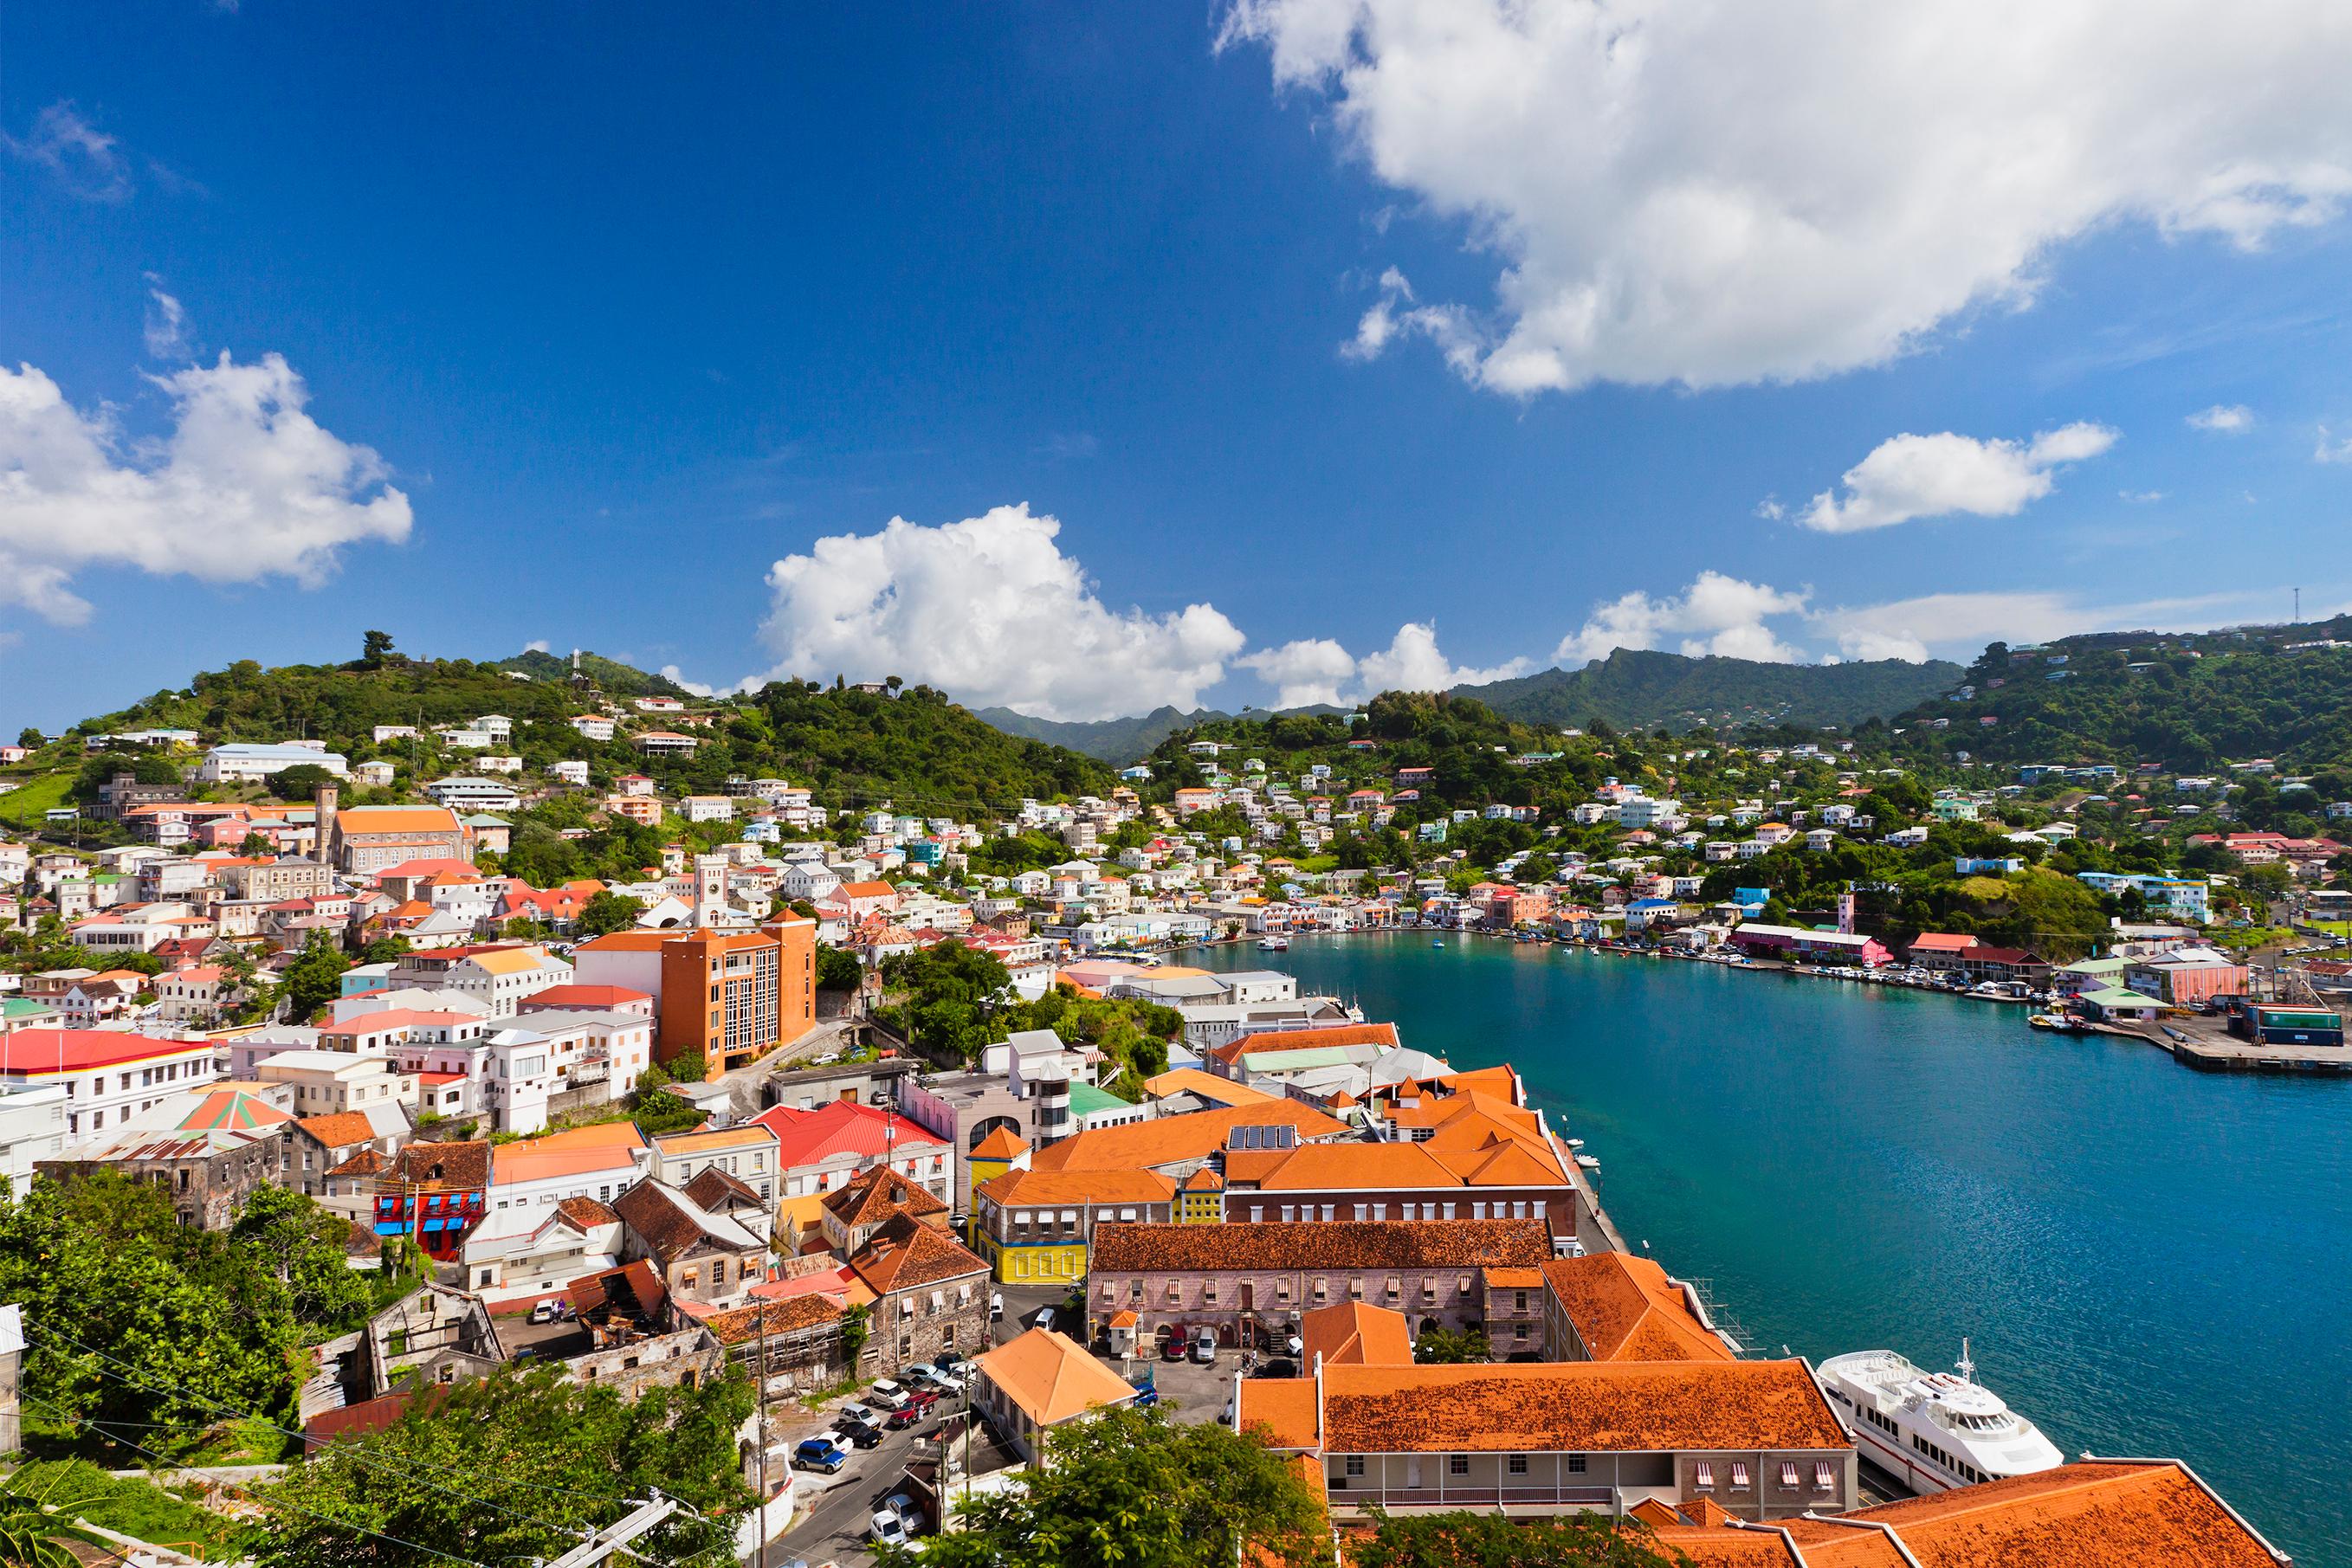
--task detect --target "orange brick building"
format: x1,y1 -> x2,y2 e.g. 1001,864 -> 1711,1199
572,919 -> 816,1072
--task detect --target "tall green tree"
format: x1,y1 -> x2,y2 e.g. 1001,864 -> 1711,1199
277,932 -> 352,1023
244,1367 -> 753,1568
575,889 -> 645,937
896,1406 -> 1324,1568
229,1186 -> 373,1330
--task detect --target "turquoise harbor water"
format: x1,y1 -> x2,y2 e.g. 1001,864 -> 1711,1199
1193,933 -> 2352,1567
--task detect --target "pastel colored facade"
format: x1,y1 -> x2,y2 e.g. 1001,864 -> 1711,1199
1241,1354 -> 1856,1523
1727,924 -> 1894,967
972,1167 -> 1178,1284
749,1098 -> 953,1201
319,787 -> 471,874
1083,1218 -> 1555,1352
573,920 -> 817,1072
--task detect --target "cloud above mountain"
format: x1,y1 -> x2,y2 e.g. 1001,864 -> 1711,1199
1224,0 -> 2352,393
1556,571 -> 1812,666
0,353 -> 412,626
1797,423 -> 2116,533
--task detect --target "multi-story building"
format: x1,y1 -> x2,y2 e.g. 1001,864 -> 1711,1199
0,1081 -> 68,1187
972,1167 -> 1179,1284
1083,1218 -> 1555,1353
572,920 -> 816,1072
612,1177 -> 768,1312
388,943 -> 572,1010
373,1140 -> 491,1259
749,1097 -> 953,1201
316,786 -> 470,874
0,1029 -> 225,1144
1240,1328 -> 1857,1524
648,1122 -> 780,1201
197,744 -> 349,784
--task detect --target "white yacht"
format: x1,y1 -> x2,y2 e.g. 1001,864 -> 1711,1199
1815,1342 -> 2063,1494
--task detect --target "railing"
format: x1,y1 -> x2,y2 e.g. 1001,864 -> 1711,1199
1329,1485 -> 1614,1511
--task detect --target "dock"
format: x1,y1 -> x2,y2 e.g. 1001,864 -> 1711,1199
2126,1016 -> 2352,1075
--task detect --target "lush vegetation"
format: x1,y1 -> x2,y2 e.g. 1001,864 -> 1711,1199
3,1462 -> 237,1560
876,941 -> 1179,1088
897,1404 -> 1327,1568
1468,648 -> 1964,733
1887,627 -> 2352,776
973,703 -> 1237,765
1351,1510 -> 1685,1568
0,1173 -> 391,1459
243,1367 -> 753,1568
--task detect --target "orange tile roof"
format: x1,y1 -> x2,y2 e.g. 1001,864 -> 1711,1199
1210,1022 -> 1398,1068
967,1126 -> 1030,1161
653,1123 -> 777,1155
1237,1139 -> 1565,1193
338,805 -> 462,835
1299,1301 -> 1413,1368
1664,1461 -> 2287,1568
1542,1253 -> 1735,1363
492,1122 -> 648,1185
292,1112 -> 378,1149
1141,1066 -> 1278,1106
849,1212 -> 988,1294
1087,1219 -> 1553,1274
974,1168 -> 1177,1209
973,1327 -> 1140,1426
1025,1100 -> 1348,1174
1243,1358 -> 1846,1455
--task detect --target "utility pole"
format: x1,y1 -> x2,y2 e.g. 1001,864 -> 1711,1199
542,1494 -> 681,1568
755,1307 -> 771,1568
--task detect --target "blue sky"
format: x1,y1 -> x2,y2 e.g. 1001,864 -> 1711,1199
5,1 -> 2352,726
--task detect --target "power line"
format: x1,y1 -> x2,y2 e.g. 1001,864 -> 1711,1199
13,1387 -> 496,1568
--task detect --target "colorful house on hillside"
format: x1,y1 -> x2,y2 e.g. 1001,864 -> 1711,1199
374,1140 -> 490,1259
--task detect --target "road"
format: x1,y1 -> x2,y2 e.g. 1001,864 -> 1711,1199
772,1389 -> 971,1568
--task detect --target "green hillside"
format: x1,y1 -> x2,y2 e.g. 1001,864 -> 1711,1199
7,643 -> 1115,829
1464,648 -> 1964,732
1886,619 -> 2352,780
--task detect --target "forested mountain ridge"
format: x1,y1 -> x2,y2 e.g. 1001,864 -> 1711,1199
1883,618 -> 2352,778
7,642 -> 1116,826
1463,648 -> 1964,732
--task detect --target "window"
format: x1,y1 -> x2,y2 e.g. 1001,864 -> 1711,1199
1694,1462 -> 1714,1490
1813,1462 -> 1836,1493
1420,1280 -> 1436,1304
1313,1278 -> 1328,1303
1321,1203 -> 1335,1222
1204,1282 -> 1219,1305
1383,1277 -> 1401,1300
1344,1456 -> 1365,1477
1513,1323 -> 1528,1340
1780,1463 -> 1800,1489
1567,1455 -> 1586,1474
1448,1455 -> 1469,1477
1729,1463 -> 1751,1492
1507,1455 -> 1528,1476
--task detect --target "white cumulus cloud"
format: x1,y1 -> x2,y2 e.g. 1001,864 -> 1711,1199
757,504 -> 1248,721
1797,423 -> 2116,533
0,353 -> 413,626
2187,403 -> 2254,434
1556,571 -> 1811,666
1223,0 -> 2352,393
1243,623 -> 1530,707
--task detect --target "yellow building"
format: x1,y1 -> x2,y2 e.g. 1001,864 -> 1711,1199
972,1167 -> 1176,1284
1178,1165 -> 1225,1223
966,1125 -> 1029,1193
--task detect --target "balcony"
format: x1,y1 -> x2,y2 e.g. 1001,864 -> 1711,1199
1328,1484 -> 1615,1514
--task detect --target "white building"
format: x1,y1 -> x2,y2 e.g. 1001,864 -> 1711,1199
196,744 -> 350,784
424,777 -> 524,813
0,1029 -> 223,1144
253,1049 -> 418,1116
0,1081 -> 68,1187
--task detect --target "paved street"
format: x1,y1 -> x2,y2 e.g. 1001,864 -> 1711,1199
771,1386 -> 972,1568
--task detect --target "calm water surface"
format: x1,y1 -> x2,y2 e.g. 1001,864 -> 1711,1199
1194,933 -> 2351,1566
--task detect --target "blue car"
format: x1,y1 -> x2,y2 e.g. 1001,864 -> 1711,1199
1129,1380 -> 1159,1408
792,1436 -> 849,1474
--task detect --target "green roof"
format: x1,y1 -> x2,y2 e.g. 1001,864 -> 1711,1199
1238,1044 -> 1358,1073
2063,957 -> 2128,975
2,997 -> 58,1018
1066,1082 -> 1134,1116
2080,986 -> 2162,1009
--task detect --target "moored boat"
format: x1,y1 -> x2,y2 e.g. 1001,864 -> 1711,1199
1815,1343 -> 2062,1494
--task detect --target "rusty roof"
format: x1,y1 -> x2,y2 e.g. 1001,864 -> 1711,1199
849,1211 -> 989,1294
292,1112 -> 378,1150
385,1139 -> 490,1190
705,1292 -> 845,1346
1088,1218 -> 1553,1274
1542,1253 -> 1736,1363
821,1161 -> 951,1227
1663,1461 -> 2287,1568
1244,1358 -> 1848,1455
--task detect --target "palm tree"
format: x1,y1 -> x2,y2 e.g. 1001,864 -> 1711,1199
0,1474 -> 107,1568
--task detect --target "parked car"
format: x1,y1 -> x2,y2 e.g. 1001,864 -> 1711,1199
935,1350 -> 970,1374
886,1493 -> 921,1529
885,1404 -> 927,1430
1258,1358 -> 1298,1380
869,1510 -> 909,1548
899,1386 -> 940,1416
792,1436 -> 848,1474
1130,1382 -> 1159,1408
527,1299 -> 565,1325
1191,1328 -> 1218,1365
839,1403 -> 882,1428
902,1362 -> 944,1387
918,1366 -> 966,1395
1160,1335 -> 1186,1361
836,1416 -> 884,1449
867,1379 -> 912,1410
1034,1307 -> 1056,1333
989,1293 -> 1004,1321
